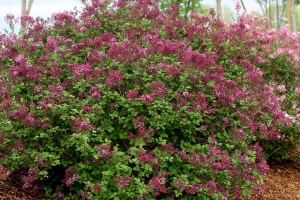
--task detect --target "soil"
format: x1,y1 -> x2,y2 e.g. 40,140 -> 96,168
0,160 -> 299,200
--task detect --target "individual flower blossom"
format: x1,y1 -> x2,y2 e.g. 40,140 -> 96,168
81,191 -> 88,199
126,90 -> 139,99
83,104 -> 92,113
160,143 -> 177,154
235,0 -> 242,11
93,183 -> 102,193
113,175 -> 131,188
105,70 -> 124,88
4,14 -> 19,28
231,126 -> 246,140
166,65 -> 181,77
56,191 -> 64,199
178,149 -> 188,160
133,115 -> 154,138
222,117 -> 230,127
157,62 -> 168,69
138,150 -> 157,164
36,154 -> 44,165
72,118 -> 93,131
277,84 -> 286,92
173,177 -> 186,191
140,94 -> 155,104
20,13 -> 34,28
138,48 -> 148,57
255,185 -> 265,195
147,66 -> 158,75
108,40 -> 141,62
77,25 -> 87,32
0,165 -> 11,181
14,54 -> 27,64
0,87 -> 11,96
90,86 -> 101,99
233,189 -> 241,197
45,37 -> 58,51
95,143 -> 114,158
21,167 -> 38,189
80,121 -> 90,130
15,136 -> 25,150
205,179 -> 219,195
71,42 -> 85,54
184,183 -> 202,195
273,48 -> 285,57
70,63 -> 92,77
1,98 -> 13,109
277,94 -> 286,103
138,150 -> 150,164
48,85 -> 64,95
149,81 -> 168,97
34,86 -> 43,94
182,91 -> 193,100
62,166 -> 79,187
255,159 -> 270,174
295,86 -> 300,94
148,172 -> 169,196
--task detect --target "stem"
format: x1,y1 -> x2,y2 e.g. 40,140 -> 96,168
269,146 -> 282,157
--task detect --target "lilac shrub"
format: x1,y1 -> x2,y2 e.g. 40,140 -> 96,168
0,0 -> 299,199
221,13 -> 300,160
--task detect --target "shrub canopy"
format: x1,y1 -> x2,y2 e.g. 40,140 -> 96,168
0,0 -> 300,199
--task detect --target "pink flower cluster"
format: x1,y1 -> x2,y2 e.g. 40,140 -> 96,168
133,115 -> 155,138
95,143 -> 114,158
21,167 -> 38,189
148,172 -> 170,196
62,166 -> 79,187
114,175 -> 131,188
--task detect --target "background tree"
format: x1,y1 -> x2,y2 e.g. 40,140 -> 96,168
216,0 -> 222,20
256,0 -> 300,31
20,0 -> 34,34
240,0 -> 247,11
222,5 -> 234,23
157,0 -> 204,20
288,0 -> 297,31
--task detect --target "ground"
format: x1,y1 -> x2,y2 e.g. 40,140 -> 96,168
0,160 -> 299,199
248,160 -> 300,200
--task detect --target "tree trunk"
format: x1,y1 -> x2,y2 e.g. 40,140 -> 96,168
290,0 -> 297,32
257,0 -> 266,16
20,0 -> 34,35
21,0 -> 26,16
27,0 -> 34,15
279,4 -> 286,28
191,0 -> 195,12
286,0 -> 291,30
276,0 -> 279,30
216,0 -> 222,20
240,0 -> 246,11
269,0 -> 272,28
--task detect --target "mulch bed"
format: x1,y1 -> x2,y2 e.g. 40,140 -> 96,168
248,160 -> 300,200
0,160 -> 299,199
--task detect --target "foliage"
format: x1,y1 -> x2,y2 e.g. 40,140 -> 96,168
0,0 -> 300,199
157,0 -> 206,20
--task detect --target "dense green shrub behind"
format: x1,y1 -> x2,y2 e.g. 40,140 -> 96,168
0,0 -> 299,199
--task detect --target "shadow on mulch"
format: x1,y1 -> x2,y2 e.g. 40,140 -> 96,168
0,160 -> 299,199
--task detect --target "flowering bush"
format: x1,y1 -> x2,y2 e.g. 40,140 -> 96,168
0,0 -> 299,199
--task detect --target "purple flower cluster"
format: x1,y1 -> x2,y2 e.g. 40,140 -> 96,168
114,175 -> 131,188
62,166 -> 79,187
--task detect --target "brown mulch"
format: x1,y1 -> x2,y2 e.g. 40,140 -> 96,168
0,161 -> 299,199
248,160 -> 300,200
0,181 -> 49,200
